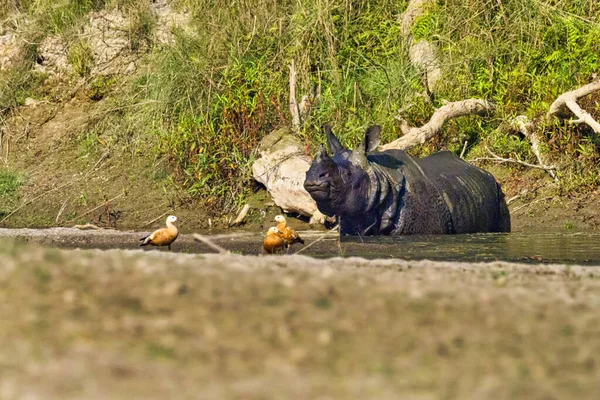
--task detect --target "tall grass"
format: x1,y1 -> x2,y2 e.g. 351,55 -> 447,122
430,0 -> 600,185
0,169 -> 24,217
119,0 -> 415,209
4,0 -> 600,210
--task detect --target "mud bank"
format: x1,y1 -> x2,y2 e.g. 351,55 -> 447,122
1,242 -> 600,399
0,227 -> 336,255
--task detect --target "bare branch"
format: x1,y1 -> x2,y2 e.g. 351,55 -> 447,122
380,99 -> 495,150
471,148 -> 557,171
459,140 -> 468,159
65,192 -> 125,224
288,59 -> 301,132
510,197 -> 553,214
548,80 -> 600,134
229,203 -> 250,227
511,116 -> 558,181
0,151 -> 110,224
193,233 -> 230,254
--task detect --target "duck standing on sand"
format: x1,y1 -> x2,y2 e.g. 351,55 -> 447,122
140,215 -> 179,250
274,214 -> 305,249
263,226 -> 285,254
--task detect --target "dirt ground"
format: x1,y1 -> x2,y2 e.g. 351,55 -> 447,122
1,240 -> 600,399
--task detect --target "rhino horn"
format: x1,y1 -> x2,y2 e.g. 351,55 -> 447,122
315,146 -> 330,162
323,125 -> 344,154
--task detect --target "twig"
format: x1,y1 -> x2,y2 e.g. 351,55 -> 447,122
242,15 -> 257,55
511,116 -> 558,181
506,194 -> 521,205
65,192 -> 125,224
0,152 -> 109,224
293,224 -> 340,255
288,59 -> 301,132
192,233 -> 230,254
72,223 -> 105,230
142,207 -> 178,227
229,204 -> 250,227
510,197 -> 553,214
55,199 -> 68,223
471,148 -> 557,171
460,140 -> 468,159
202,232 -> 254,240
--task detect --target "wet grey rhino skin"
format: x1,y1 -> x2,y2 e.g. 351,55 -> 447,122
303,125 -> 511,236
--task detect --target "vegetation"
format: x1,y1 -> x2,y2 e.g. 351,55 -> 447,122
0,168 -> 24,216
1,0 -> 600,213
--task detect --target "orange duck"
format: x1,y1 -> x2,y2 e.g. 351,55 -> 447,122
263,226 -> 285,254
140,215 -> 179,250
274,215 -> 305,249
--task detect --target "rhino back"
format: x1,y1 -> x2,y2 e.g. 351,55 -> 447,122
416,151 -> 510,233
368,150 -> 454,234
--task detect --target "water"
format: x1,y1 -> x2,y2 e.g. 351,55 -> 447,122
338,232 -> 600,265
1,228 -> 599,265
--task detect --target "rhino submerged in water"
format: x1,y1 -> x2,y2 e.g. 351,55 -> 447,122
303,125 -> 511,236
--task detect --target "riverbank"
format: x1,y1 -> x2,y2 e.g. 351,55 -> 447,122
1,241 -> 599,399
2,0 -> 600,234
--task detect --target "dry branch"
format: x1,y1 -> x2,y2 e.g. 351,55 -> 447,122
459,140 -> 468,159
548,80 -> 600,134
65,192 -> 125,224
230,204 -> 250,227
511,116 -> 558,181
510,197 -> 553,214
192,233 -> 230,254
380,99 -> 495,150
288,59 -> 301,132
0,151 -> 109,224
471,148 -> 557,171
293,224 -> 340,255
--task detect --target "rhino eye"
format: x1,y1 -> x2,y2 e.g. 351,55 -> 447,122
319,172 -> 329,178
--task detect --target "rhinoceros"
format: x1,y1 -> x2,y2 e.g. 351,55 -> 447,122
303,125 -> 511,235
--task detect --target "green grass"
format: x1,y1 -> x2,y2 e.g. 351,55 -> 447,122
0,67 -> 47,116
67,39 -> 94,77
0,168 -> 24,216
3,0 -> 600,211
126,3 -> 156,51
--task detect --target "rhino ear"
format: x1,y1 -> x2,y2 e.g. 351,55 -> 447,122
355,125 -> 381,156
323,125 -> 344,154
363,125 -> 381,152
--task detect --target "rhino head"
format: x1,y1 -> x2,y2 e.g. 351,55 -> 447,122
304,125 -> 381,218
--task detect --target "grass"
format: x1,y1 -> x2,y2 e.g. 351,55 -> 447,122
2,0 -> 600,214
0,168 -> 24,216
67,39 -> 94,77
126,3 -> 156,51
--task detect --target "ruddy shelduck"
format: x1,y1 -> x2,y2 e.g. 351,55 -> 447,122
140,215 -> 179,250
263,226 -> 285,254
274,214 -> 304,249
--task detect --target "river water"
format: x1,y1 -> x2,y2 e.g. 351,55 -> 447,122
1,228 -> 599,265
338,232 -> 600,265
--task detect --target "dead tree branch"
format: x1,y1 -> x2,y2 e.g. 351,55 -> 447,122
471,148 -> 557,171
192,233 -> 230,254
511,116 -> 558,181
229,203 -> 250,227
288,59 -> 301,132
548,80 -> 600,134
380,99 -> 495,150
